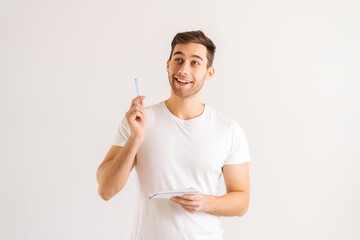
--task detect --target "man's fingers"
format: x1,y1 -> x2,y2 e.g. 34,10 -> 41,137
127,109 -> 145,121
171,197 -> 199,207
171,197 -> 188,204
182,195 -> 197,200
129,105 -> 146,116
170,197 -> 202,214
131,96 -> 146,106
127,104 -> 146,120
178,204 -> 199,213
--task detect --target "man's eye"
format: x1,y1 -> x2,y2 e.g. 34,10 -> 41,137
192,61 -> 199,65
175,58 -> 183,62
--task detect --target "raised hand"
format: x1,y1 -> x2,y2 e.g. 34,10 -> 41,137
125,96 -> 147,144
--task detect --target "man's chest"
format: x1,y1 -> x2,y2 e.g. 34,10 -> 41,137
137,124 -> 230,174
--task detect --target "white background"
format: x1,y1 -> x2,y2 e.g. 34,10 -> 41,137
1,0 -> 359,239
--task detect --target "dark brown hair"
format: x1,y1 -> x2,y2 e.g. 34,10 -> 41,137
169,30 -> 216,68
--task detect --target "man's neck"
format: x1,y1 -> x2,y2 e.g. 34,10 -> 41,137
165,94 -> 205,120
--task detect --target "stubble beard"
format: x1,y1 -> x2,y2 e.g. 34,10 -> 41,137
168,73 -> 206,98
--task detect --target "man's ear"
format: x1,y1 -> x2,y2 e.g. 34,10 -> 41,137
166,59 -> 170,72
207,67 -> 215,79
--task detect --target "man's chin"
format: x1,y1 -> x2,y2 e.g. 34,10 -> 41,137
171,87 -> 190,97
172,88 -> 200,99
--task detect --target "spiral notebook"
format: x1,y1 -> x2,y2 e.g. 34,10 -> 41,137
149,189 -> 200,200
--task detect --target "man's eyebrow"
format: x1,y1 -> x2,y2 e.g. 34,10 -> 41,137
173,51 -> 204,61
192,55 -> 203,61
173,51 -> 184,56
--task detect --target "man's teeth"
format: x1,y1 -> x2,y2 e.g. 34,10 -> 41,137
175,78 -> 189,83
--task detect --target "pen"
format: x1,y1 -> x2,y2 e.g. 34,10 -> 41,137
134,78 -> 141,105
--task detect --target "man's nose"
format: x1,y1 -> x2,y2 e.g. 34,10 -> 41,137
178,61 -> 190,75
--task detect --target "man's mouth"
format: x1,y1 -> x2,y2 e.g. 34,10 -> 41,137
174,77 -> 192,85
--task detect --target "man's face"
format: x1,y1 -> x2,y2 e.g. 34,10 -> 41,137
166,43 -> 214,98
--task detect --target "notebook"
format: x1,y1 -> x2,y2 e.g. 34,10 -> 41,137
149,189 -> 200,200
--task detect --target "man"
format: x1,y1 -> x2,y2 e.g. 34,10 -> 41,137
96,30 -> 251,239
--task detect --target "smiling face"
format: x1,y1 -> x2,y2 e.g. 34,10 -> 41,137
166,43 -> 214,99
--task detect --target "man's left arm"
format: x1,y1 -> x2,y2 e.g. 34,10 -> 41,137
170,162 -> 250,217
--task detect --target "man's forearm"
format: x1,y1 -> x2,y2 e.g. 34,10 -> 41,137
97,137 -> 141,200
204,191 -> 249,217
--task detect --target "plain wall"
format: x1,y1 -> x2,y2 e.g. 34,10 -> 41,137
1,0 -> 359,239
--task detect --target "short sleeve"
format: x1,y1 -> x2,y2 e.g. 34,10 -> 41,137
112,116 -> 131,147
224,120 -> 251,165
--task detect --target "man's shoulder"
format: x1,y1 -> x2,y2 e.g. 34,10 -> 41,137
206,105 -> 236,123
206,105 -> 245,132
144,101 -> 164,111
143,101 -> 166,121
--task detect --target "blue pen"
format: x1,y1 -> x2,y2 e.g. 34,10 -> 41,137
134,78 -> 141,105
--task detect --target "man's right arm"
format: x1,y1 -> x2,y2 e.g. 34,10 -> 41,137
97,96 -> 147,201
96,137 -> 141,201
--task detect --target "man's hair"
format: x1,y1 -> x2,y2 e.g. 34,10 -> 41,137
169,30 -> 216,68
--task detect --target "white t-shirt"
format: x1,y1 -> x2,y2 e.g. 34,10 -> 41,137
113,101 -> 251,240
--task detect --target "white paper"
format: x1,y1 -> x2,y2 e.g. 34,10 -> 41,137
149,189 -> 200,199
